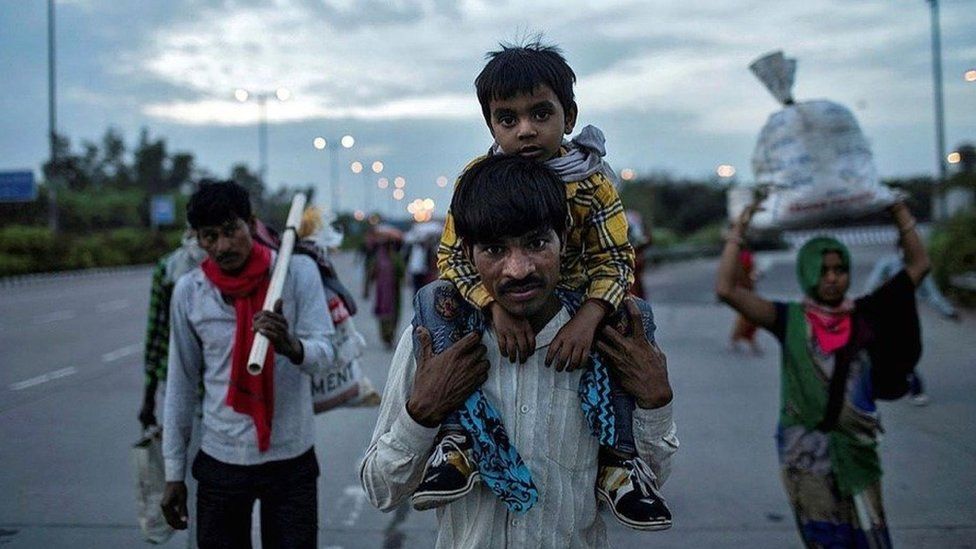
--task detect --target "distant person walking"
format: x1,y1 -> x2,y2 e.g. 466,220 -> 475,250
364,225 -> 405,349
627,210 -> 652,299
728,248 -> 762,355
715,199 -> 929,548
138,233 -> 207,429
404,222 -> 440,296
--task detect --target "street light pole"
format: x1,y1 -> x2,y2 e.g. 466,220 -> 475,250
258,95 -> 268,185
312,135 -> 354,215
330,143 -> 339,213
236,88 -> 289,187
927,0 -> 948,220
47,0 -> 59,233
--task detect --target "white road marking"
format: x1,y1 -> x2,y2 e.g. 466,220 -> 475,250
32,309 -> 77,324
341,484 -> 367,527
102,343 -> 141,363
95,299 -> 130,313
9,367 -> 78,391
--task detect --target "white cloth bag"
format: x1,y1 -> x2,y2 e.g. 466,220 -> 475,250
311,293 -> 380,413
131,426 -> 174,544
729,51 -> 896,229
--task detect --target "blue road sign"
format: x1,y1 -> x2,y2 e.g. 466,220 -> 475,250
0,170 -> 37,202
150,195 -> 176,226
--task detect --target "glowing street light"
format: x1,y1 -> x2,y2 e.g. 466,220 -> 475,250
377,177 -> 389,189
436,175 -> 449,188
620,168 -> 636,181
394,176 -> 406,189
350,161 -> 363,174
353,210 -> 365,221
393,188 -> 405,200
947,151 -> 961,164
235,87 -> 290,184
716,164 -> 736,178
372,161 -> 384,174
312,133 -> 356,213
965,69 -> 976,82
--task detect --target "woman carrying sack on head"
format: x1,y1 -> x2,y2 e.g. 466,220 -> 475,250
715,199 -> 928,548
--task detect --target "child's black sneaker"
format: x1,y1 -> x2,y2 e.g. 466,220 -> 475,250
411,432 -> 481,511
596,451 -> 672,531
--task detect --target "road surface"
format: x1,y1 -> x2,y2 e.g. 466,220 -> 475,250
1,245 -> 973,547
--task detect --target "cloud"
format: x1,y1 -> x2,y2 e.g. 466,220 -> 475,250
143,93 -> 478,125
136,0 -> 970,134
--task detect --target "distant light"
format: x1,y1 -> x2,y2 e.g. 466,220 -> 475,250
275,88 -> 291,101
422,198 -> 435,210
716,164 -> 736,178
394,176 -> 406,189
393,188 -> 405,200
353,210 -> 365,221
377,177 -> 389,189
234,89 -> 249,102
436,175 -> 449,188
341,135 -> 355,148
350,161 -> 363,174
947,151 -> 961,164
407,201 -> 418,214
620,168 -> 636,181
313,137 -> 327,150
965,69 -> 976,83
372,161 -> 384,174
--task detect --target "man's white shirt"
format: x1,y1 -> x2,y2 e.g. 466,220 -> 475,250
360,307 -> 678,548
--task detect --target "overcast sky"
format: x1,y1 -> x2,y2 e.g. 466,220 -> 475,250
1,0 -> 974,216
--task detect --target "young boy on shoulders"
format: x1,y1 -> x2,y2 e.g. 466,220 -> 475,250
413,40 -> 671,531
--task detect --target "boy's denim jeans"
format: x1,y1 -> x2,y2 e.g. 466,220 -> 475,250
414,280 -> 655,458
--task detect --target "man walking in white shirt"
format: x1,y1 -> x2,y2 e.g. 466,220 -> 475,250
360,155 -> 678,548
160,180 -> 334,548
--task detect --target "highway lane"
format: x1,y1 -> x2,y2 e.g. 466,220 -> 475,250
0,269 -> 151,412
0,247 -> 974,548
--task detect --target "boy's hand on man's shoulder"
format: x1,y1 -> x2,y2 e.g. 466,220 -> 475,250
489,302 -> 536,364
545,299 -> 605,372
596,299 -> 672,410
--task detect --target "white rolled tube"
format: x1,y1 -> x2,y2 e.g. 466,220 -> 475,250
247,193 -> 308,375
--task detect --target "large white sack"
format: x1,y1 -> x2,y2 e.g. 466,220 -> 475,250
728,51 -> 896,229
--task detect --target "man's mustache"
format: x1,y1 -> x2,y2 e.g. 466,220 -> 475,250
500,277 -> 544,294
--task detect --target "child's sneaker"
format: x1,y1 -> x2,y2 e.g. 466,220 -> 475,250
411,432 -> 481,511
596,451 -> 672,531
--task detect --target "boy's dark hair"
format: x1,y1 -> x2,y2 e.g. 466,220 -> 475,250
186,179 -> 253,229
475,40 -> 577,126
452,154 -> 567,248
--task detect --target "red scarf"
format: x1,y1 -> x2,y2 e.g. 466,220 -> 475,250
802,297 -> 854,354
201,242 -> 275,452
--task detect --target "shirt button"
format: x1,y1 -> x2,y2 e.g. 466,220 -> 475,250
519,405 -> 529,414
511,519 -> 519,527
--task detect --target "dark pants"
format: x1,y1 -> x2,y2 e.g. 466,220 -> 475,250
908,372 -> 925,396
191,448 -> 319,549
